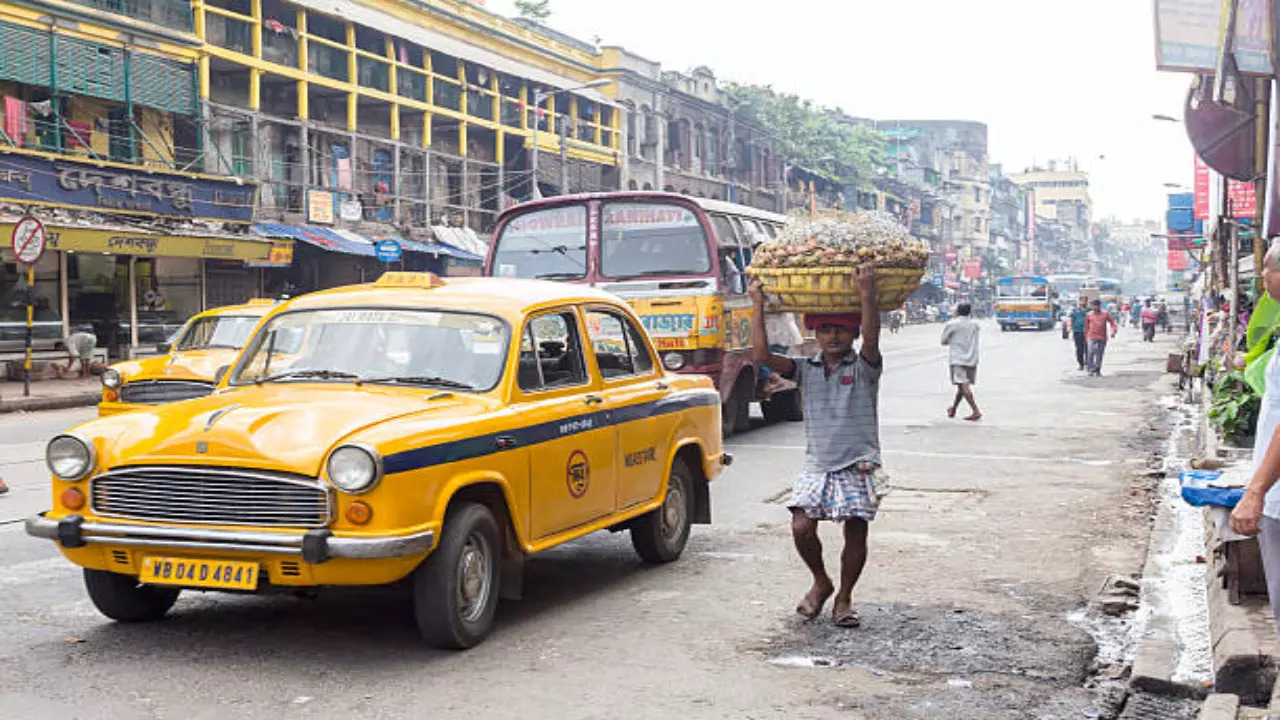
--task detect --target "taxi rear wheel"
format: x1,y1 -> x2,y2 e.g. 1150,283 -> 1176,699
413,502 -> 502,650
631,459 -> 693,564
83,569 -> 180,623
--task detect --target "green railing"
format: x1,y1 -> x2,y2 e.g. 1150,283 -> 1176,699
67,0 -> 194,32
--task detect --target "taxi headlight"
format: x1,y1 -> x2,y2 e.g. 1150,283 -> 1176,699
325,445 -> 382,494
47,435 -> 95,481
662,352 -> 686,371
101,368 -> 122,389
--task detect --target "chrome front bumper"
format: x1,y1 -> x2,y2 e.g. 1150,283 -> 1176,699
25,514 -> 434,564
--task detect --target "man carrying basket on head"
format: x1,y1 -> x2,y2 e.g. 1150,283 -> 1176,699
748,264 -> 883,629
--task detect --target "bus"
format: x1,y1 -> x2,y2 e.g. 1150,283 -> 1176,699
996,274 -> 1058,331
485,191 -> 791,436
1089,278 -> 1123,309
1048,273 -> 1091,304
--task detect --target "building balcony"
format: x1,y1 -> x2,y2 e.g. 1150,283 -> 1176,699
65,0 -> 194,33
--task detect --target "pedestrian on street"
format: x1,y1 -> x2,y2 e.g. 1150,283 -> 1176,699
1140,300 -> 1159,343
1230,244 -> 1280,634
1069,297 -> 1089,371
942,302 -> 981,421
1085,299 -> 1118,376
61,331 -> 97,379
1129,300 -> 1142,329
749,265 -> 883,629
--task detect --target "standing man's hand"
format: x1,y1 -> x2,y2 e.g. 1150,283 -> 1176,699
748,278 -> 767,309
855,263 -> 876,298
1232,490 -> 1266,536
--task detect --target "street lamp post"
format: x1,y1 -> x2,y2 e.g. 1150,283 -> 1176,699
531,79 -> 612,200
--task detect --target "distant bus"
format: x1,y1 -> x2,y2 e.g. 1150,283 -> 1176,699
996,275 -> 1058,331
1048,273 -> 1091,301
1085,278 -> 1123,308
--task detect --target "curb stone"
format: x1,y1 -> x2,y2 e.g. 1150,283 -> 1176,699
1198,693 -> 1240,720
0,392 -> 99,414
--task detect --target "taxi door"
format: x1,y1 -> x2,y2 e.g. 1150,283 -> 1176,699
518,307 -> 618,540
583,307 -> 674,510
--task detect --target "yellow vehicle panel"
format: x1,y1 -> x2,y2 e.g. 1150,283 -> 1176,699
30,274 -> 726,647
99,299 -> 277,416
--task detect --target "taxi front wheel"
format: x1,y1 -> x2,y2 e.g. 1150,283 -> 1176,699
413,502 -> 502,649
83,569 -> 180,622
631,459 -> 694,564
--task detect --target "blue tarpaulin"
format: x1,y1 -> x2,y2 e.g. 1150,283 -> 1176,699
1179,469 -> 1244,508
253,223 -> 376,257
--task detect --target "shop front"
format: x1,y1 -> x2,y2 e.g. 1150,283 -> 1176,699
0,223 -> 282,358
0,147 -> 279,359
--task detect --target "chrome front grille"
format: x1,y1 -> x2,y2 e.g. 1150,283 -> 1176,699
90,466 -> 331,528
119,380 -> 215,404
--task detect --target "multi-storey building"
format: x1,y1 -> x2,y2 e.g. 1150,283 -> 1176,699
197,0 -> 626,290
609,54 -> 780,211
0,0 -> 275,358
987,164 -> 1026,272
1009,160 -> 1093,269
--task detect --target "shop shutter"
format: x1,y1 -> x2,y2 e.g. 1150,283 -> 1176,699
55,37 -> 126,103
0,22 -> 51,87
131,54 -> 196,116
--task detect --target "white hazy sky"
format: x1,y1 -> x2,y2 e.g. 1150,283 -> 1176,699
488,0 -> 1195,222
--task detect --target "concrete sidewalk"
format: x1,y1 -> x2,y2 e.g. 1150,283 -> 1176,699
0,377 -> 99,413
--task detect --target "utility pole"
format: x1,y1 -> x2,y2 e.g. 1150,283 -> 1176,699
1254,76 -> 1270,290
559,116 -> 569,195
529,79 -> 613,200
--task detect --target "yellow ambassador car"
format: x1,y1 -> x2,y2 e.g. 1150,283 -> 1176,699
99,300 -> 277,415
27,273 -> 728,649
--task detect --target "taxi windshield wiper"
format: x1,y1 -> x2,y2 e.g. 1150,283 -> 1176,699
255,369 -> 364,385
364,375 -> 475,390
536,272 -> 584,280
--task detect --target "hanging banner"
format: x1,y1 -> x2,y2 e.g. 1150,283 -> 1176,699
1194,152 -> 1257,217
1168,250 -> 1189,270
1154,0 -> 1272,75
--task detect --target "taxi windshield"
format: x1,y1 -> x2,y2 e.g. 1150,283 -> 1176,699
491,205 -> 588,280
176,315 -> 260,350
599,202 -> 710,279
231,308 -> 509,391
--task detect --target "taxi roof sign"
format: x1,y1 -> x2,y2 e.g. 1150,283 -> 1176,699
374,272 -> 446,289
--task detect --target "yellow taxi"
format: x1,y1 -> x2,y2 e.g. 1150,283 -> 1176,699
27,273 -> 728,649
98,299 -> 277,416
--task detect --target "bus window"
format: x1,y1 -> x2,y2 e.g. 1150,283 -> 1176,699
600,202 -> 711,279
709,214 -> 739,246
491,205 -> 588,280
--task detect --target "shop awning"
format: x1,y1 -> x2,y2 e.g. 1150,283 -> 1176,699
253,223 -> 376,257
429,242 -> 484,262
431,226 -> 489,257
370,233 -> 437,254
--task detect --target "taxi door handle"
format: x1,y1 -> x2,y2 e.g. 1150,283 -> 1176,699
583,395 -> 604,406
494,436 -> 517,450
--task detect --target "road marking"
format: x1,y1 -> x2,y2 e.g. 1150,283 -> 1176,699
727,444 -> 1113,466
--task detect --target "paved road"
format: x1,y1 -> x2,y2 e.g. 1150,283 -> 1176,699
0,322 -> 1178,719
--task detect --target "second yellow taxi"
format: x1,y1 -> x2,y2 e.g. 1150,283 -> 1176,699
98,299 -> 277,415
28,273 -> 728,649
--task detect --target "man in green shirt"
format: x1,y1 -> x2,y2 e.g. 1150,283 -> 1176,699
1069,298 -> 1089,371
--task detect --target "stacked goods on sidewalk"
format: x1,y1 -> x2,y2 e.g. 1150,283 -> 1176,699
747,211 -> 929,313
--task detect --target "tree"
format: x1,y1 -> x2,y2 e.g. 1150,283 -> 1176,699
514,0 -> 550,21
721,83 -> 885,188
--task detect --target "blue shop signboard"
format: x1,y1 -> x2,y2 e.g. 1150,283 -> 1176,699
0,151 -> 256,223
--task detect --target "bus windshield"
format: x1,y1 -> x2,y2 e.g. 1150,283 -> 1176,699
491,205 -> 589,280
998,278 -> 1049,299
599,202 -> 711,279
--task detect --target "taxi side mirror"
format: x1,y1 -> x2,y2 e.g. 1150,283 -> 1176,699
213,365 -> 230,385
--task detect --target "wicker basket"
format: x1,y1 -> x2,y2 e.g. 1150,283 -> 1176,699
746,266 -> 925,313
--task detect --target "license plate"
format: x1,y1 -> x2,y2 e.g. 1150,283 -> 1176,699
140,556 -> 260,590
